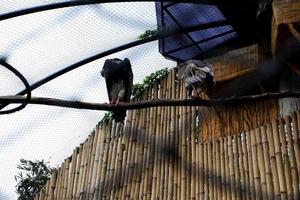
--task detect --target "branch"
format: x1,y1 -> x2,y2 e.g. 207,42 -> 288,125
0,91 -> 300,112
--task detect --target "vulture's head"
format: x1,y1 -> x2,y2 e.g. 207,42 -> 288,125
101,58 -> 131,78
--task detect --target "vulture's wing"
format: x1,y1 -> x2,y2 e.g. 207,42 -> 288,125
123,58 -> 133,102
102,59 -> 115,102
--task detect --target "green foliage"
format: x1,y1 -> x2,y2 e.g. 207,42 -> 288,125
15,159 -> 55,200
96,111 -> 112,127
132,68 -> 168,97
138,29 -> 158,40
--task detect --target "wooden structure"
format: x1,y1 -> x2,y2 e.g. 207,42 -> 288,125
34,0 -> 300,199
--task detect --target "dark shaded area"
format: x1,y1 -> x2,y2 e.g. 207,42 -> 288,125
156,1 -> 273,61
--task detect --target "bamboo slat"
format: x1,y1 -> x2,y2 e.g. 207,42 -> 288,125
284,116 -> 300,199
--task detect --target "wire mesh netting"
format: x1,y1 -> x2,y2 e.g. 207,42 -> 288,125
0,2 -> 175,199
0,1 -> 278,199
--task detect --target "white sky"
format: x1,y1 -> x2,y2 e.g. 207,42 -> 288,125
0,2 -> 175,199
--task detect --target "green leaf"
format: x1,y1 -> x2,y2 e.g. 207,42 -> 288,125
15,159 -> 55,200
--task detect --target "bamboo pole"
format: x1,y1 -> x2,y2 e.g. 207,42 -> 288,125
174,73 -> 183,199
241,132 -> 250,200
150,85 -> 160,200
45,182 -> 50,200
103,121 -> 113,200
93,123 -> 107,200
255,127 -> 268,200
116,107 -> 130,199
291,112 -> 300,178
49,170 -> 57,200
204,142 -> 209,199
180,78 -> 188,200
199,142 -> 204,200
72,145 -> 82,199
77,141 -> 87,199
132,97 -> 146,199
284,115 -> 300,199
172,69 -> 178,200
45,179 -> 50,200
86,132 -> 97,200
161,77 -> 169,200
206,140 -> 213,198
237,134 -> 245,199
272,119 -> 287,200
152,79 -> 164,200
266,122 -> 280,199
126,99 -> 141,199
113,123 -> 124,199
247,131 -> 255,200
165,75 -> 171,199
143,88 -> 153,200
62,158 -> 70,199
56,165 -> 63,200
224,136 -> 231,200
148,84 -> 158,200
119,107 -> 134,200
108,122 -> 116,200
261,125 -> 273,200
89,127 -> 102,199
228,134 -> 236,200
187,106 -> 192,200
251,129 -> 262,200
67,148 -> 78,199
279,118 -> 293,200
233,134 -> 241,200
83,135 -> 94,199
216,139 -> 222,200
178,80 -> 184,200
191,106 -> 196,200
98,120 -> 111,199
213,140 -> 217,200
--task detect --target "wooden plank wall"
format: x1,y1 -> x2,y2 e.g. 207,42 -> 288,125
200,44 -> 278,140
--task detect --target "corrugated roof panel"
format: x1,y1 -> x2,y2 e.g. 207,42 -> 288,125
166,3 -> 225,27
199,31 -> 238,51
189,25 -> 234,42
168,45 -> 201,61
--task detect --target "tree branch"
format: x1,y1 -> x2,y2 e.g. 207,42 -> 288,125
0,91 -> 300,112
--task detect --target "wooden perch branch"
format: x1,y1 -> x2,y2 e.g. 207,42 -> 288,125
0,91 -> 300,112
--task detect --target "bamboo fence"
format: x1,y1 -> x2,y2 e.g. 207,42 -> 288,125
35,68 -> 300,200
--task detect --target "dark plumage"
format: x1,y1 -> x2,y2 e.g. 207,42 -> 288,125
178,59 -> 215,98
101,58 -> 133,123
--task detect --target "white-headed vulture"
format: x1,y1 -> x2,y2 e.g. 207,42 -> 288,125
178,59 -> 215,98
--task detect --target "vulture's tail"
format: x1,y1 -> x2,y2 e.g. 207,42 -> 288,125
112,109 -> 126,123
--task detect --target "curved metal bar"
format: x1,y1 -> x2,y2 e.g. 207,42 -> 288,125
0,0 -> 256,21
19,21 -> 230,95
0,21 -> 228,110
0,59 -> 31,114
0,20 -> 229,112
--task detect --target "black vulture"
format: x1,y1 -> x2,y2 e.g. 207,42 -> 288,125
178,59 -> 215,98
101,58 -> 133,123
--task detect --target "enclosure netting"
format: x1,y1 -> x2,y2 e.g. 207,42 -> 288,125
0,2 -> 175,199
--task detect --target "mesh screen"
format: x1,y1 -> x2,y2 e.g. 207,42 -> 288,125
0,2 -> 175,199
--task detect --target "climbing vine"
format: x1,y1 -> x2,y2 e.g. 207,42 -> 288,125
138,29 -> 158,40
132,68 -> 168,97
